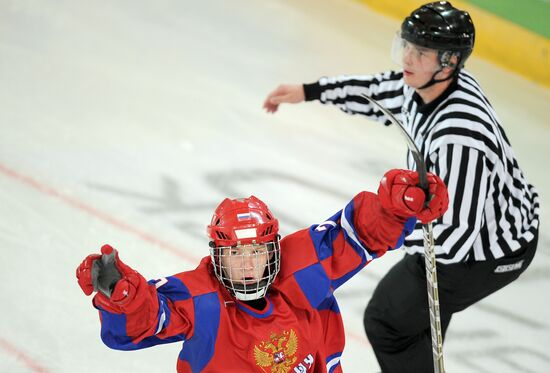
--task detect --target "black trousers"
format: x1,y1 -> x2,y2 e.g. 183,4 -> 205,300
363,233 -> 538,373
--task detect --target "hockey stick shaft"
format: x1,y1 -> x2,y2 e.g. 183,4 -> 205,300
360,94 -> 445,373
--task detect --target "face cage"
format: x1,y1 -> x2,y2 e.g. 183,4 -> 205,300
391,32 -> 460,73
210,239 -> 281,301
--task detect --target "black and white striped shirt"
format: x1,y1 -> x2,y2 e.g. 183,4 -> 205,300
304,70 -> 540,264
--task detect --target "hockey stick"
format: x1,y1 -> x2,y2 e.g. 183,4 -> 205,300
360,94 -> 445,373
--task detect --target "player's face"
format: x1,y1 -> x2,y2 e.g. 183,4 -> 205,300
220,244 -> 270,284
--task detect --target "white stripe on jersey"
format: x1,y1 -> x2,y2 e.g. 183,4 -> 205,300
326,355 -> 341,372
340,207 -> 374,262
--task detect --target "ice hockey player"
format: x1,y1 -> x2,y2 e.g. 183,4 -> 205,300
262,2 -> 540,372
77,169 -> 448,372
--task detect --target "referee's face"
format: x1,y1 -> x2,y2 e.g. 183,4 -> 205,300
402,45 -> 437,87
401,43 -> 453,89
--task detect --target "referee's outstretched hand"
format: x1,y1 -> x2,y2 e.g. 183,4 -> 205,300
263,84 -> 305,113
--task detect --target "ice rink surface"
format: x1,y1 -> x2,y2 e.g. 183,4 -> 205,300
1,0 -> 549,372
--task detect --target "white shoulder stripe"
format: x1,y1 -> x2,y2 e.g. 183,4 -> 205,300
326,355 -> 341,371
155,300 -> 167,335
340,208 -> 373,261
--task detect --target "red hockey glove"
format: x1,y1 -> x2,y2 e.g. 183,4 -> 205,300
378,169 -> 448,223
76,245 -> 143,305
99,245 -> 144,306
416,173 -> 449,223
76,253 -> 101,296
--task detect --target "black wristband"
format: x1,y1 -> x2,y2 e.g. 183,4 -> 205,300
303,82 -> 322,101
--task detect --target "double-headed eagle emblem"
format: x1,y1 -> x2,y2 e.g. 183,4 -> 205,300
253,329 -> 298,372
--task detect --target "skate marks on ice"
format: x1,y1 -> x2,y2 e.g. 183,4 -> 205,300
88,175 -> 215,243
89,167 -> 370,236
473,303 -> 546,330
447,345 -> 550,373
445,304 -> 550,372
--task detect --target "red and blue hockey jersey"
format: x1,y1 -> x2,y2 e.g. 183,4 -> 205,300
92,191 -> 416,372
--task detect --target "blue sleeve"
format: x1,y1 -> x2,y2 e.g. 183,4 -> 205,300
96,276 -> 191,350
291,192 -> 415,309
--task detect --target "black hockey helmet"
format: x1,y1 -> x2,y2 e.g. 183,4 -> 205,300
401,1 -> 475,69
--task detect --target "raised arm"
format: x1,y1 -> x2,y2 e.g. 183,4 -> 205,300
76,245 -> 192,350
279,169 -> 448,303
263,71 -> 406,124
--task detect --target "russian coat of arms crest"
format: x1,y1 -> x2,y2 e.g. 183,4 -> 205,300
253,329 -> 299,372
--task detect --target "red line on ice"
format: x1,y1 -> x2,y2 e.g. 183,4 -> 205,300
347,329 -> 370,347
0,337 -> 49,373
0,162 -> 200,264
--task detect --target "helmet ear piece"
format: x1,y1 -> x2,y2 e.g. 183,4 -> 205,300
439,51 -> 460,69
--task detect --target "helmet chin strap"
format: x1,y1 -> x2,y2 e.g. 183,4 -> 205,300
418,52 -> 461,90
417,68 -> 456,90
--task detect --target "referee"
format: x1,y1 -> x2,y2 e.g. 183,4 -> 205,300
262,2 -> 540,372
